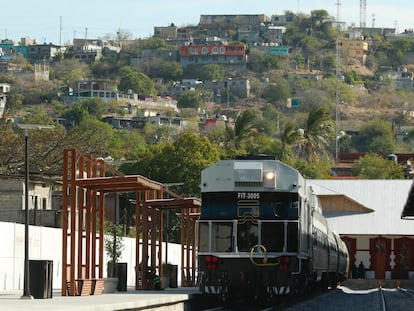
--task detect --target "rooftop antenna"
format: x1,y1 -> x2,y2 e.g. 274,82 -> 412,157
360,0 -> 367,28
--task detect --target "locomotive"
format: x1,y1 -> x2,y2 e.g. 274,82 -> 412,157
196,155 -> 349,303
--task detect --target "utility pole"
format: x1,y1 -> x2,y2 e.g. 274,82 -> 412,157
59,16 -> 62,46
335,0 -> 341,164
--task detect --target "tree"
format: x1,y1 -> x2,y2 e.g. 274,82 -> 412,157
62,102 -> 89,125
122,131 -> 220,197
104,220 -> 125,276
262,79 -> 291,104
280,122 -> 302,161
142,60 -> 183,81
351,120 -> 396,153
299,105 -> 335,163
0,114 -> 67,175
118,66 -> 156,96
177,91 -> 203,109
352,153 -> 404,179
66,116 -> 117,157
198,64 -> 225,81
50,59 -> 90,83
226,109 -> 263,151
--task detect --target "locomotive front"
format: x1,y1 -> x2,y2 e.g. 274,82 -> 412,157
197,157 -> 310,303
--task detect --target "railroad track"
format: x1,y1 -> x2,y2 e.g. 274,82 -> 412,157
379,287 -> 414,311
195,285 -> 414,310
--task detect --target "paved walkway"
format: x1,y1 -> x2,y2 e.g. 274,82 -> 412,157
0,287 -> 199,311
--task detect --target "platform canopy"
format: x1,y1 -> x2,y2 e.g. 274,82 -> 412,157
402,181 -> 414,219
76,175 -> 168,193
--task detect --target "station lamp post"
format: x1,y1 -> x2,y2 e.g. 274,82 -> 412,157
17,123 -> 54,299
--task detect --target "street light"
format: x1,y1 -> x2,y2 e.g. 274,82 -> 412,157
17,123 -> 54,299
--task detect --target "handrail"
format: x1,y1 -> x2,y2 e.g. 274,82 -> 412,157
249,244 -> 280,267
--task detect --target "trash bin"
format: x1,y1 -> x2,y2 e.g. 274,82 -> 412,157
169,265 -> 178,288
29,260 -> 53,299
115,262 -> 127,291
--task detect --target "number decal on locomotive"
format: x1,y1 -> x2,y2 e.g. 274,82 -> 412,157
237,192 -> 260,200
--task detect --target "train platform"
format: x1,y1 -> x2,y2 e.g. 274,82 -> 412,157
0,287 -> 202,311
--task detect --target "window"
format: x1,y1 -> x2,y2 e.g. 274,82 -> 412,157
212,47 -> 218,54
211,223 -> 233,252
237,222 -> 258,252
199,222 -> 209,251
198,221 -> 233,252
262,222 -> 284,252
220,47 -> 225,54
201,47 -> 208,55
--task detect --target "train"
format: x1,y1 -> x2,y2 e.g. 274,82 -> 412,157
196,155 -> 349,304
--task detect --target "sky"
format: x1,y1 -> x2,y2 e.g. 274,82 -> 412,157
2,0 -> 413,45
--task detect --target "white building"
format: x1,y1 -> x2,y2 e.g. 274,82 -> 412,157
310,179 -> 414,280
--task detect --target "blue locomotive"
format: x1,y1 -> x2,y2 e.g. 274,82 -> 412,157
197,155 -> 349,303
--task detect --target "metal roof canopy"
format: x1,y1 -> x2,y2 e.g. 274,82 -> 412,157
318,194 -> 374,213
402,182 -> 414,219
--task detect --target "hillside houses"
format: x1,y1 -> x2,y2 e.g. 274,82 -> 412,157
2,9 -> 414,110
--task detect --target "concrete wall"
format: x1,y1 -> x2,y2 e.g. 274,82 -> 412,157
0,221 -> 183,291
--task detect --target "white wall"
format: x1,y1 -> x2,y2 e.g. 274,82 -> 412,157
0,222 -> 182,291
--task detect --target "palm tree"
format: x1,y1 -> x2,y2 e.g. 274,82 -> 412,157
300,105 -> 335,163
226,109 -> 262,151
280,121 -> 302,161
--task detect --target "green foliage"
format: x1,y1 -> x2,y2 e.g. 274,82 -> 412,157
141,59 -> 183,81
290,158 -> 333,179
118,66 -> 156,96
177,91 -> 203,109
226,109 -> 263,151
112,129 -> 147,159
351,120 -> 396,153
184,64 -> 224,80
280,122 -> 302,161
344,71 -> 362,85
123,131 -> 220,197
104,220 -> 125,267
50,58 -> 90,83
138,37 -> 167,50
262,79 -> 291,104
299,105 -> 336,163
352,153 -> 404,179
80,98 -> 106,118
67,116 -> 117,157
90,57 -> 123,79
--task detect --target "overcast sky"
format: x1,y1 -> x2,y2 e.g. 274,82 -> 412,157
2,0 -> 413,44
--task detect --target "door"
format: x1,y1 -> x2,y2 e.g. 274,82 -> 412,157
370,237 -> 390,279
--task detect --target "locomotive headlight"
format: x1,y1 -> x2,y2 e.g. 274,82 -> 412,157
263,170 -> 276,188
265,171 -> 275,180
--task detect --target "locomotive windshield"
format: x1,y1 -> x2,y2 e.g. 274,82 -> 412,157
199,222 -> 233,252
237,222 -> 258,252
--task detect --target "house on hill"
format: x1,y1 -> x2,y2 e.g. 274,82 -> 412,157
310,179 -> 414,280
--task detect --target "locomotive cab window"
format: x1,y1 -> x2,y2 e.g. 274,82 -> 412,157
261,222 -> 284,252
211,222 -> 233,252
237,222 -> 258,252
199,222 -> 209,252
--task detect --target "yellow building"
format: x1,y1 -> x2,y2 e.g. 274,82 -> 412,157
341,39 -> 369,65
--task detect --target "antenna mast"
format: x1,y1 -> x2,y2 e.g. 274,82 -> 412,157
360,0 -> 367,27
59,16 -> 62,46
